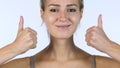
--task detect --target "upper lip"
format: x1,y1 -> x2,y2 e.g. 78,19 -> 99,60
56,24 -> 71,28
56,24 -> 71,27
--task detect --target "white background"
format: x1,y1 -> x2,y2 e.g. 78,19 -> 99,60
0,0 -> 120,58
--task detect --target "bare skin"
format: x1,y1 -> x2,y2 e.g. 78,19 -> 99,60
0,47 -> 120,68
0,16 -> 37,65
85,15 -> 120,63
0,0 -> 120,68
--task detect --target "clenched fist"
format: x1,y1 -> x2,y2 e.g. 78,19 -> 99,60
13,16 -> 37,54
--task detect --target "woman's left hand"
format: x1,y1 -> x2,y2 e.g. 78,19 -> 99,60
85,15 -> 112,53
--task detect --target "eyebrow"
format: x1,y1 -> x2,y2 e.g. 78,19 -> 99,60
48,4 -> 78,7
67,4 -> 78,7
48,4 -> 60,7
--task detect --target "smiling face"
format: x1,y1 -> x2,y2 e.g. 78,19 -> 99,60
41,0 -> 83,39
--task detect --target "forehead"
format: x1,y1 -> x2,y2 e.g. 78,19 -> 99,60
45,0 -> 79,7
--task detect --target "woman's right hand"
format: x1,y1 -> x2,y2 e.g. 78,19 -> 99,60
12,16 -> 37,55
0,16 -> 37,64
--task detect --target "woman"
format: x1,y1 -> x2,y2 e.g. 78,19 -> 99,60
0,0 -> 120,68
85,15 -> 120,63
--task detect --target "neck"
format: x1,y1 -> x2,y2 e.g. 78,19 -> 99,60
48,36 -> 77,61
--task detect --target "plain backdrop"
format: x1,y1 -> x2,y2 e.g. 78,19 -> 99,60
0,0 -> 120,58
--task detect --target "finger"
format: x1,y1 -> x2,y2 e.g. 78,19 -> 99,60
25,27 -> 37,35
18,16 -> 24,32
98,14 -> 103,29
86,26 -> 97,33
29,32 -> 37,42
30,36 -> 37,49
31,44 -> 37,49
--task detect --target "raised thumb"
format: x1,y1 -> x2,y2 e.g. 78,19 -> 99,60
98,14 -> 103,29
18,16 -> 24,32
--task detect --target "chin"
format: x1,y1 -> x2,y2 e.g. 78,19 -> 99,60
52,33 -> 73,39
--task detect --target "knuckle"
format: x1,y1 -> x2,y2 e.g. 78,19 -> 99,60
31,45 -> 36,49
88,39 -> 93,44
29,40 -> 34,45
86,29 -> 90,32
32,30 -> 37,35
35,31 -> 37,35
86,41 -> 92,46
86,41 -> 90,46
27,32 -> 33,37
25,28 -> 29,31
91,26 -> 97,31
91,31 -> 96,36
89,40 -> 93,45
91,36 -> 96,40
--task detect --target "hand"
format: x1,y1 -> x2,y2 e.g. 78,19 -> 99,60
85,14 -> 112,53
12,16 -> 37,54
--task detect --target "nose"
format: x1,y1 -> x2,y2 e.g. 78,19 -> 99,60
59,11 -> 68,22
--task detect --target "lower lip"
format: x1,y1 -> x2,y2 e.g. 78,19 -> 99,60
56,25 -> 70,29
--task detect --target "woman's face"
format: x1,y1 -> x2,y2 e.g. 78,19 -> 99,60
41,0 -> 83,39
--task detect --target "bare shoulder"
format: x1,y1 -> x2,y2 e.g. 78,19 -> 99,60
0,57 -> 30,68
96,56 -> 120,68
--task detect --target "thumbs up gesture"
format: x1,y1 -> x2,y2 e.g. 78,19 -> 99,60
85,15 -> 112,53
12,16 -> 37,54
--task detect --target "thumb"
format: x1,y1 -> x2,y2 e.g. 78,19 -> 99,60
18,16 -> 24,32
98,14 -> 103,29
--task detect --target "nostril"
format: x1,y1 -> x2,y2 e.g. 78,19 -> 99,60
59,17 -> 67,23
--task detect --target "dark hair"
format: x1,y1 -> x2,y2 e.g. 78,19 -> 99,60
40,0 -> 84,11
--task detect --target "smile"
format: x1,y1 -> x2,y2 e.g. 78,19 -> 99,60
56,24 -> 71,30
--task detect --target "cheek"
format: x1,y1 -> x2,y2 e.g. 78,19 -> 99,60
44,14 -> 55,31
44,15 -> 55,24
70,15 -> 81,33
70,15 -> 80,25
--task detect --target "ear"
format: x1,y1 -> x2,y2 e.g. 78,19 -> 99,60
80,9 -> 83,19
40,9 -> 44,21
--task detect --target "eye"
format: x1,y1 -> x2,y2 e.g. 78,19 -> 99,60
67,9 -> 76,12
50,9 -> 59,12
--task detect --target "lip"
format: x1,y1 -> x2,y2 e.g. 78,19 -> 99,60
56,24 -> 71,29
